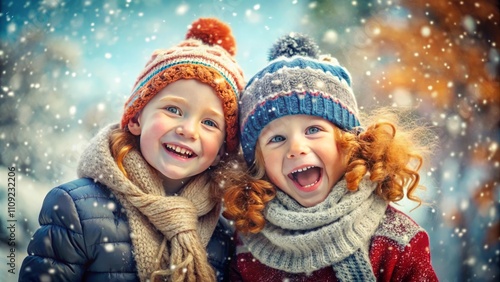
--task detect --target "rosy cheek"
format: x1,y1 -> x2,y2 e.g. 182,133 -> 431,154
151,123 -> 166,133
149,117 -> 170,132
205,143 -> 220,158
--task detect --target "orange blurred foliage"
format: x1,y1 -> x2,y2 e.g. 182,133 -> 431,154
362,0 -> 499,118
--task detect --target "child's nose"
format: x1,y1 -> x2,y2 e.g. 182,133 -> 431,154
175,120 -> 199,140
286,139 -> 308,158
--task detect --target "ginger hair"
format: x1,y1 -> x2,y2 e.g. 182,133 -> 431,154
223,145 -> 276,234
223,108 -> 432,234
110,127 -> 140,179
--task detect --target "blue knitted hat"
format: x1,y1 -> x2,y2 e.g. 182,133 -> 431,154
239,33 -> 361,165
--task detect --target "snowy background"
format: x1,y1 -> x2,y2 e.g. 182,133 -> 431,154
1,0 -> 499,281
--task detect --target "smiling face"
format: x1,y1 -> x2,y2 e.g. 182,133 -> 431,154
257,115 -> 347,207
128,79 -> 225,194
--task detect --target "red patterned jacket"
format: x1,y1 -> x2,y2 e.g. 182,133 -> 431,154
230,205 -> 438,282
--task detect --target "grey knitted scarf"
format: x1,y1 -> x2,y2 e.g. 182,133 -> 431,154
240,178 -> 388,281
77,124 -> 220,281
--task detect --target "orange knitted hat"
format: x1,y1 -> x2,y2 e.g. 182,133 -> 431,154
121,18 -> 245,153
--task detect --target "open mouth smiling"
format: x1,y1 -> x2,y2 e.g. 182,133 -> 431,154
288,166 -> 322,188
164,144 -> 197,159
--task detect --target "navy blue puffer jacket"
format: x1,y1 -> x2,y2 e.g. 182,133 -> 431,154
19,178 -> 234,281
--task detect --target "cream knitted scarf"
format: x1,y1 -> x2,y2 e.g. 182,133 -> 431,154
77,124 -> 221,282
240,178 -> 388,281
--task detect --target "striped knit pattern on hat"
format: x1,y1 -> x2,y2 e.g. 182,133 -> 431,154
239,33 -> 360,164
121,18 -> 245,153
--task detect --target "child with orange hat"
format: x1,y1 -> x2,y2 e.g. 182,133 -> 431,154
20,18 -> 244,282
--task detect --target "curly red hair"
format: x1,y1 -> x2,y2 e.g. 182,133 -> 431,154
223,108 -> 432,234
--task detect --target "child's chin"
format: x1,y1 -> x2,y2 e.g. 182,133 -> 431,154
296,196 -> 325,208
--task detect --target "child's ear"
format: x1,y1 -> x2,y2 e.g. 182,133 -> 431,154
128,116 -> 142,136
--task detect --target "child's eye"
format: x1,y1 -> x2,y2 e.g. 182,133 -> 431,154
166,106 -> 181,115
270,135 -> 285,143
202,119 -> 218,128
306,126 -> 320,134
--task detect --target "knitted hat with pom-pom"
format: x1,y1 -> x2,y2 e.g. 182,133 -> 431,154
121,18 -> 245,153
239,33 -> 361,164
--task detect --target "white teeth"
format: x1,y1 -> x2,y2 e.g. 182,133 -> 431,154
291,166 -> 315,174
166,144 -> 193,156
303,180 -> 319,188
